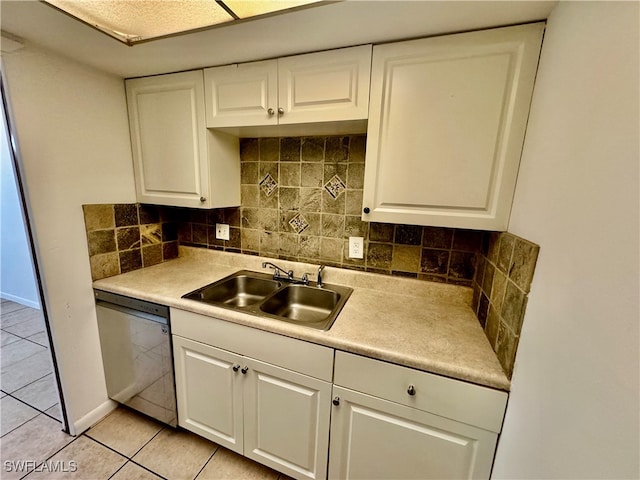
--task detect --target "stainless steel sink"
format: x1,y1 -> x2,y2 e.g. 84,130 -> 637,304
183,271 -> 280,307
182,270 -> 352,331
260,284 -> 350,330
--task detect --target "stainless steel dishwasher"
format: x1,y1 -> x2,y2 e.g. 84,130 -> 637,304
94,290 -> 177,427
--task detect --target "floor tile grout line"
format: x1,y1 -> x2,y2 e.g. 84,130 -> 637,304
0,409 -> 47,439
192,445 -> 219,480
7,422 -> 77,480
4,370 -> 55,399
128,423 -> 165,459
127,458 -> 170,480
2,377 -> 59,420
83,434 -> 169,480
0,327 -> 49,345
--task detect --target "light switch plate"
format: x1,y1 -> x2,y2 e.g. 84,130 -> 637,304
349,236 -> 364,259
216,223 -> 229,241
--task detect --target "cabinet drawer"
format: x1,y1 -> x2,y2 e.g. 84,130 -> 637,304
171,308 -> 334,382
334,351 -> 507,433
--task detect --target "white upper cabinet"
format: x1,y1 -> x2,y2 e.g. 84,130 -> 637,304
126,70 -> 240,209
362,23 -> 544,230
203,60 -> 278,128
204,45 -> 372,133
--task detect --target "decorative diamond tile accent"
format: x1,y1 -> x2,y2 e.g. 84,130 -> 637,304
288,213 -> 310,234
324,174 -> 346,199
259,173 -> 278,197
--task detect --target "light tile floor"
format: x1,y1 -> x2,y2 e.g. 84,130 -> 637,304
0,300 -> 295,479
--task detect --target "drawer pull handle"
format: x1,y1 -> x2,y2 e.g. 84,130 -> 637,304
332,396 -> 340,406
232,364 -> 240,372
241,366 -> 249,374
407,385 -> 416,396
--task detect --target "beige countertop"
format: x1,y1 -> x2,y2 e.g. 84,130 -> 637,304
93,247 -> 510,391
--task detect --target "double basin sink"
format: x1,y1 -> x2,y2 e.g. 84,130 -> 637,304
182,270 -> 353,331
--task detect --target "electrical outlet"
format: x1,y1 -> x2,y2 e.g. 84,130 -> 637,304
349,236 -> 364,259
215,223 -> 229,241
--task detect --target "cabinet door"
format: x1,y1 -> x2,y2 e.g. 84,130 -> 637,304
173,336 -> 244,453
204,60 -> 278,127
243,357 -> 332,480
328,386 -> 498,480
126,71 -> 210,208
278,45 -> 372,125
363,23 -> 544,230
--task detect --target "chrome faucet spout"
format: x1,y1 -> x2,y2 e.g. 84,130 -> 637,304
317,265 -> 325,288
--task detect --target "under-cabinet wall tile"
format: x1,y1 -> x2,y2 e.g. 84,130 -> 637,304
280,137 -> 301,162
90,253 -> 119,280
471,231 -> 539,379
301,137 -> 325,162
452,229 -> 484,252
349,135 -> 366,163
510,238 -> 540,293
325,136 -> 349,162
240,138 -> 259,162
119,249 -> 142,273
420,249 -> 449,276
259,138 -> 279,162
449,251 -> 476,280
369,222 -> 394,243
138,205 -> 159,224
88,230 -> 116,256
319,237 -> 343,263
423,227 -> 454,250
395,225 -> 422,246
501,280 -> 527,333
83,204 -> 114,231
497,234 -> 515,273
117,227 -> 141,251
392,245 -> 421,273
241,162 -> 259,185
114,204 -> 138,227
366,242 -> 393,269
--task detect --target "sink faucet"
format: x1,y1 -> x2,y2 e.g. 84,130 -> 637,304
262,261 -> 294,281
317,265 -> 325,288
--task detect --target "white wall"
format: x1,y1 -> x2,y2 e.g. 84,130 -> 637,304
493,2 -> 639,478
1,100 -> 39,308
1,44 -> 136,433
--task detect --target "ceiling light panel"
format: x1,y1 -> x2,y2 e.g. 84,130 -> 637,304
45,0 -> 326,45
222,0 -> 321,19
46,0 -> 235,43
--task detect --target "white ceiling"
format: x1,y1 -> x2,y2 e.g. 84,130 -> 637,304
0,0 -> 557,79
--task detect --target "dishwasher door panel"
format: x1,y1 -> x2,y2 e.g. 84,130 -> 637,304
96,304 -> 177,427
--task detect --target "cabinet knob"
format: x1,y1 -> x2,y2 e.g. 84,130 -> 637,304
232,364 -> 240,372
363,207 -> 370,214
200,196 -> 206,203
332,396 -> 340,406
277,107 -> 285,115
241,366 -> 249,374
267,108 -> 275,116
407,385 -> 416,396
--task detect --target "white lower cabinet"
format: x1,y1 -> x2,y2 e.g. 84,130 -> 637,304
171,309 -> 507,480
171,310 -> 333,480
328,351 -> 508,480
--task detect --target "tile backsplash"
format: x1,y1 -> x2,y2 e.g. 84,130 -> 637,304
83,203 -> 178,280
472,232 -> 539,378
175,136 -> 484,285
82,135 -> 540,379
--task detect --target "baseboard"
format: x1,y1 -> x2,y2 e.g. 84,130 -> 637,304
0,292 -> 40,309
71,399 -> 118,436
